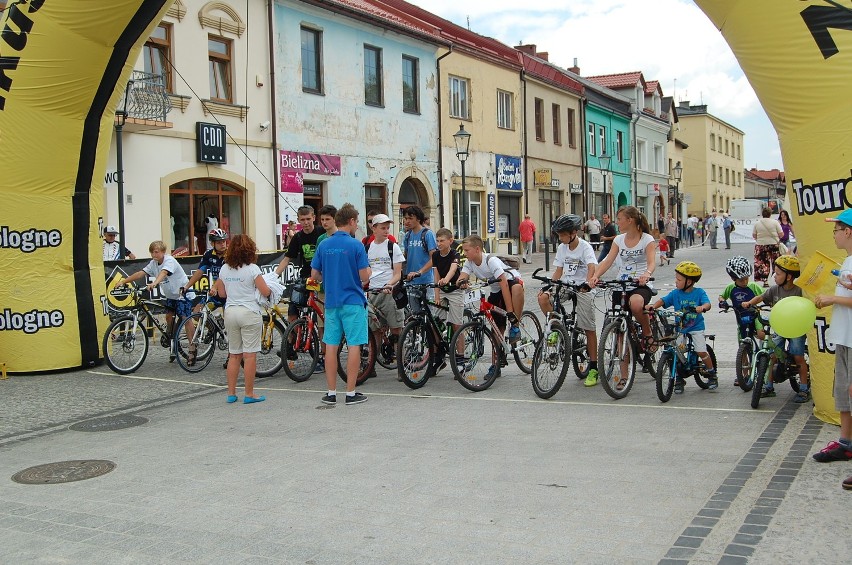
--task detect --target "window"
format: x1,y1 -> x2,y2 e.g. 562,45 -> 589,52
402,55 -> 419,113
497,90 -> 513,129
710,133 -> 715,151
725,139 -> 729,155
636,139 -> 647,170
566,108 -> 576,147
711,164 -> 716,181
169,178 -> 244,255
738,172 -> 742,187
208,36 -> 232,103
653,144 -> 662,173
552,103 -> 561,145
301,27 -> 322,93
587,123 -> 596,155
144,23 -> 172,92
365,184 -> 386,216
598,125 -> 606,156
737,144 -> 741,160
726,168 -> 730,185
616,131 -> 624,162
364,45 -> 383,106
534,98 -> 545,141
449,76 -> 470,119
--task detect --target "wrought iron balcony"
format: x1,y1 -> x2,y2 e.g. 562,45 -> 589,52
116,70 -> 172,123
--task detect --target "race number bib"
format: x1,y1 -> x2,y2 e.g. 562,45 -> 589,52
464,288 -> 481,306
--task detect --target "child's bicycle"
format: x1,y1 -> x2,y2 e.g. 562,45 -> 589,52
652,307 -> 717,402
718,301 -> 761,392
529,269 -> 593,399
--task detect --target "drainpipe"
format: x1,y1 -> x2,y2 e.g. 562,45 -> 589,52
630,111 -> 639,211
267,0 -> 281,248
435,46 -> 453,228
521,69 -> 529,217
580,97 -> 588,218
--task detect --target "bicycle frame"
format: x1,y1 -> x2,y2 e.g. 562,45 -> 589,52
406,283 -> 453,355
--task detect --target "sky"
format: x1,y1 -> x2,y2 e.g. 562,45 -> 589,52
411,0 -> 784,171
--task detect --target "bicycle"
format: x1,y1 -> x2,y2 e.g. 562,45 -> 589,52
280,279 -> 323,382
102,286 -> 192,374
450,279 -> 543,392
653,307 -> 717,402
529,269 -> 593,399
366,288 -> 399,371
173,293 -> 228,373
718,301 -> 761,392
596,278 -> 666,400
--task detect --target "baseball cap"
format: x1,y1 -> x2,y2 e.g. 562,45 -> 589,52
825,209 -> 852,226
104,225 -> 119,235
371,214 -> 393,226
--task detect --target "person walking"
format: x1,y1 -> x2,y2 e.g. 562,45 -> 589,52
686,214 -> 698,247
212,234 -> 271,404
519,214 -> 536,263
597,213 -> 617,262
778,209 -> 795,254
664,212 -> 678,259
752,207 -> 784,287
722,213 -> 734,249
584,214 -> 601,244
707,211 -> 719,249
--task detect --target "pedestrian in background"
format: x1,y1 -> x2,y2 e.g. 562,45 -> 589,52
778,209 -> 795,254
212,234 -> 271,404
722,213 -> 734,249
103,225 -> 136,261
686,214 -> 698,247
751,207 -> 783,287
519,214 -> 536,263
707,211 -> 719,249
664,212 -> 678,258
584,214 -> 601,244
597,213 -> 617,262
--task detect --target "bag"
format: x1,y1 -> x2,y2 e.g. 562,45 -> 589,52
730,223 -> 735,232
290,281 -> 309,307
779,242 -> 788,255
365,239 -> 407,309
495,254 -> 521,270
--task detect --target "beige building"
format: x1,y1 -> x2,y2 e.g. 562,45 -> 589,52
676,101 -> 745,215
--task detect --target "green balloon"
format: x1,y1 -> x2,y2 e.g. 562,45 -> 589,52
769,296 -> 817,338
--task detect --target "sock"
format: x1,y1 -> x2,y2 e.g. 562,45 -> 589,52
588,362 -> 597,371
839,438 -> 852,449
327,390 -> 336,397
799,384 -> 809,391
347,391 -> 356,397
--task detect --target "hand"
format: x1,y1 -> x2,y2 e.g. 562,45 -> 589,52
589,276 -> 600,287
382,285 -> 392,294
457,279 -> 469,289
645,304 -> 655,312
718,301 -> 728,310
814,295 -> 832,309
740,301 -> 750,310
406,272 -> 417,281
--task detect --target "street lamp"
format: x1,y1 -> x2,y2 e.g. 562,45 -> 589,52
114,107 -> 128,259
599,151 -> 611,216
453,123 -> 471,237
673,160 -> 683,230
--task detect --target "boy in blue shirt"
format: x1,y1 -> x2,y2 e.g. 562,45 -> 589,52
647,261 -> 715,393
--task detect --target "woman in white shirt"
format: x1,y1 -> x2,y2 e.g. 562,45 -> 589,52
590,206 -> 657,349
212,234 -> 271,404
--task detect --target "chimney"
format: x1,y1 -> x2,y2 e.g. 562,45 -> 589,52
515,44 -> 537,56
568,57 -> 580,75
679,100 -> 690,108
537,51 -> 549,61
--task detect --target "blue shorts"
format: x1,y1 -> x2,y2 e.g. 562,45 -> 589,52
323,304 -> 368,347
772,334 -> 806,356
166,297 -> 194,318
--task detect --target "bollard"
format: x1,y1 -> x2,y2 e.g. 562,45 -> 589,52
507,241 -> 512,255
1,362 -> 7,380
544,237 -> 550,272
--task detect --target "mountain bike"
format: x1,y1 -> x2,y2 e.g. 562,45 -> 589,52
367,288 -> 399,371
529,269 -> 593,399
280,279 -> 323,382
174,293 -> 228,373
450,279 -> 542,392
653,307 -> 717,402
744,305 -> 805,409
596,278 -> 666,400
102,286 -> 191,374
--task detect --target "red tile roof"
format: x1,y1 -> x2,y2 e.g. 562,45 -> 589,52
587,71 -> 645,90
748,168 -> 785,182
645,80 -> 662,96
518,51 -> 583,95
320,0 -> 447,43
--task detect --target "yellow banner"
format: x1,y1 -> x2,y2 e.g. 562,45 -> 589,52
695,0 -> 852,424
0,1 -> 172,372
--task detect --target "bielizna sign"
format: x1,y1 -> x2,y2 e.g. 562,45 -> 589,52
495,154 -> 522,191
280,150 -> 341,176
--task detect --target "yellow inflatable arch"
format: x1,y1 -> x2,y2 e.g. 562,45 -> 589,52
696,1 -> 852,424
0,1 -> 172,372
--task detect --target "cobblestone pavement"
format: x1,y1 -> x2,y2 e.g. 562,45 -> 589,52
1,243 -> 849,564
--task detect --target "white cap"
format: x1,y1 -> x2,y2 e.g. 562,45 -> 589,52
104,225 -> 119,234
371,214 -> 393,226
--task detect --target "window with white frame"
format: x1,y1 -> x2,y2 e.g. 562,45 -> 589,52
598,125 -> 606,155
636,139 -> 647,170
653,144 -> 663,173
497,89 -> 513,129
449,75 -> 470,119
616,130 -> 624,162
587,123 -> 596,155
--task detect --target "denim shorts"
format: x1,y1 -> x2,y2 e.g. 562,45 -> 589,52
323,304 -> 368,347
772,334 -> 806,356
166,297 -> 194,318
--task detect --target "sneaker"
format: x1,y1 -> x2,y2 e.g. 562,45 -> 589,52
704,369 -> 718,390
793,388 -> 811,404
584,369 -> 599,387
761,387 -> 776,398
813,441 -> 852,462
674,378 -> 685,394
508,325 -> 521,344
321,394 -> 336,405
313,359 -> 325,374
345,392 -> 368,405
484,364 -> 497,380
435,356 -> 447,373
547,331 -> 559,345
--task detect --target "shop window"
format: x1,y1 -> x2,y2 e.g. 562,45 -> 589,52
169,178 -> 244,255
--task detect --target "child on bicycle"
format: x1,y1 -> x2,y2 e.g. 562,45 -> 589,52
718,256 -> 764,385
537,214 -> 599,387
432,228 -> 465,358
184,229 -> 228,307
741,255 -> 810,403
457,234 -> 524,341
647,261 -> 715,393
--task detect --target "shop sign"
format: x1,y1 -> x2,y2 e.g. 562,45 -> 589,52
495,154 -> 522,191
569,183 -> 583,194
487,193 -> 496,233
534,168 -> 552,188
279,150 -> 341,176
196,122 -> 226,164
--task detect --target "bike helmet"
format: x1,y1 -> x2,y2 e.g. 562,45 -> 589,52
775,254 -> 800,276
209,228 -> 228,242
675,261 -> 702,282
551,214 -> 582,234
726,256 -> 752,280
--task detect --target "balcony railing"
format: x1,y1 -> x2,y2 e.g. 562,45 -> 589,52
116,70 -> 172,122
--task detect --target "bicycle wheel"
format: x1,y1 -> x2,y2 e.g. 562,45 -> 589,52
397,317 -> 434,389
256,316 -> 287,378
281,318 -> 318,382
693,345 -> 717,389
375,329 -> 398,370
571,329 -> 591,379
531,322 -> 570,399
736,340 -> 755,392
175,312 -> 218,373
337,333 -> 376,386
751,353 -> 770,409
511,310 -> 542,374
451,321 -> 501,392
103,316 -> 149,374
598,319 -> 636,400
655,351 -> 675,403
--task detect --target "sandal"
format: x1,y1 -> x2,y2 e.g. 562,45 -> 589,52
187,346 -> 197,367
641,335 -> 657,353
615,377 -> 626,392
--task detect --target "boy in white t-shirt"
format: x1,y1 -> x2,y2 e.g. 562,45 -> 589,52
537,214 -> 599,386
457,235 -> 524,341
366,214 -> 405,340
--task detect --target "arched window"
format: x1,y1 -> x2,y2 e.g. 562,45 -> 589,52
169,178 -> 244,255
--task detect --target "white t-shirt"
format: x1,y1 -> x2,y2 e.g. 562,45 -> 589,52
103,241 -> 124,261
367,239 -> 405,289
585,219 -> 601,235
613,232 -> 656,285
143,254 -> 190,300
219,263 -> 263,314
554,239 -> 598,285
462,253 -> 520,294
687,216 -> 699,230
828,255 -> 852,348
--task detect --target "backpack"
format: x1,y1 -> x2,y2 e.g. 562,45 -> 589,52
494,254 -> 521,270
365,239 -> 407,309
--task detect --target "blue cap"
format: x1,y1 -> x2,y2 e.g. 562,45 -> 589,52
825,209 -> 852,226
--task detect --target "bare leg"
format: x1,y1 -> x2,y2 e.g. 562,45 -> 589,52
325,344 -> 339,391
243,352 -> 258,398
630,294 -> 651,338
227,353 -> 242,396
345,344 -> 361,393
585,329 -> 597,361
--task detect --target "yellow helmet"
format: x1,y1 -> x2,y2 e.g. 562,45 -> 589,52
775,254 -> 800,276
675,261 -> 702,281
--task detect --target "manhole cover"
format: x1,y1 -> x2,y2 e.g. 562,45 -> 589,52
69,414 -> 148,432
12,460 -> 116,484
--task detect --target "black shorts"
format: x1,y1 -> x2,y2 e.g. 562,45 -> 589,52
488,279 -> 522,313
611,286 -> 653,307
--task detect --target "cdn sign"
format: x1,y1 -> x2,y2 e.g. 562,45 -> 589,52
196,122 -> 227,164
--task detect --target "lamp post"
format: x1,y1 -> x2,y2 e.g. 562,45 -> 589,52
599,151 -> 611,217
114,108 -> 127,258
453,124 -> 471,237
673,160 -> 683,233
